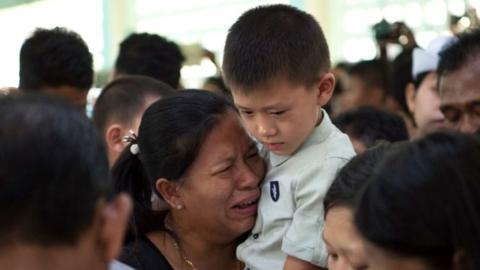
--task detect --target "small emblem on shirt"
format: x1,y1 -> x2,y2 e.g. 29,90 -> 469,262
270,181 -> 280,202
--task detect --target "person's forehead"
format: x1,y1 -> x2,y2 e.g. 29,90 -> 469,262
232,80 -> 309,108
440,63 -> 480,105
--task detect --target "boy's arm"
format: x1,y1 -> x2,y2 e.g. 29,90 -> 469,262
283,255 -> 326,270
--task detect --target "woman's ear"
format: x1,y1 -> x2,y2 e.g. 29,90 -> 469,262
155,178 -> 183,210
97,193 -> 132,262
316,72 -> 336,107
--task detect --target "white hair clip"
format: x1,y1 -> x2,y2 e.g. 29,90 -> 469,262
122,130 -> 140,155
130,144 -> 140,155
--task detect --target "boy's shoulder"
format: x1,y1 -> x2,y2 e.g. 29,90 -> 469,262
295,111 -> 355,160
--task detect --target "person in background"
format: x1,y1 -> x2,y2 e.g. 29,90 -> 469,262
437,29 -> 480,135
202,75 -> 232,100
112,33 -> 185,89
355,132 -> 480,270
18,27 -> 94,112
338,59 -> 389,114
405,36 -> 454,137
324,142 -> 392,270
223,4 -> 355,269
113,90 -> 265,270
0,94 -> 131,270
92,75 -> 175,167
329,62 -> 351,117
333,106 -> 408,153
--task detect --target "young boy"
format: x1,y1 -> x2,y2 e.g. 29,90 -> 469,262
92,75 -> 175,167
223,4 -> 355,270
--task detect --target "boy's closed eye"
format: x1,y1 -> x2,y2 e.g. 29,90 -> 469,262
270,110 -> 288,116
240,110 -> 254,117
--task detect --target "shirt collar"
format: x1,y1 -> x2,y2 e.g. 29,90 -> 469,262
269,109 -> 334,167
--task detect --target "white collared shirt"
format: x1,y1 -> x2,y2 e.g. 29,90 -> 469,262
237,111 -> 355,270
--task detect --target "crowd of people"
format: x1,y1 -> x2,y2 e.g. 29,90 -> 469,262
1,3 -> 480,270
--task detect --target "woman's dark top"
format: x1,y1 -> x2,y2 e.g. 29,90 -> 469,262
119,236 -> 174,270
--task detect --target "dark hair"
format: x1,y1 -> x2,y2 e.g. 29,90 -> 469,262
438,29 -> 480,79
204,76 -> 232,100
355,132 -> 480,270
111,90 -> 235,238
390,50 -> 414,116
0,94 -> 110,248
19,27 -> 93,92
413,71 -> 431,89
222,4 -> 330,91
348,59 -> 389,93
115,33 -> 185,89
324,142 -> 392,212
92,75 -> 175,135
333,106 -> 409,148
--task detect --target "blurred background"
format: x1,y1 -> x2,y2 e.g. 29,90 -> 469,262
0,0 -> 478,89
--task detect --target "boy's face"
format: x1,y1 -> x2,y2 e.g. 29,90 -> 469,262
232,79 -> 323,156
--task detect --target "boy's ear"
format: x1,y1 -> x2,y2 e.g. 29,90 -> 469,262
97,193 -> 132,262
105,124 -> 126,155
155,178 -> 184,210
405,83 -> 416,114
316,72 -> 336,107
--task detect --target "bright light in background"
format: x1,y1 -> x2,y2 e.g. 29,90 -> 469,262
366,7 -> 383,25
404,3 -> 423,27
0,0 -> 103,88
344,9 -> 368,34
383,4 -> 404,22
342,38 -> 377,62
424,0 -> 447,26
448,0 -> 466,16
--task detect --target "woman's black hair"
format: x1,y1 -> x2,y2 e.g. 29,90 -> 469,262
413,71 -> 431,89
324,142 -> 392,213
355,131 -> 480,270
0,94 -> 110,247
111,90 -> 235,240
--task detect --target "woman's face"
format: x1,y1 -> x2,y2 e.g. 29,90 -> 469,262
411,72 -> 446,135
178,111 -> 265,240
324,206 -> 368,270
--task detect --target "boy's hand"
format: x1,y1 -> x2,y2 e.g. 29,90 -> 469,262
283,255 -> 327,270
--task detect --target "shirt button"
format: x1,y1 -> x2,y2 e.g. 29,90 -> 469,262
252,233 -> 259,239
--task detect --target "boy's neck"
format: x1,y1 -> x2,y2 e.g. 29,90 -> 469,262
0,243 -> 102,270
315,109 -> 324,127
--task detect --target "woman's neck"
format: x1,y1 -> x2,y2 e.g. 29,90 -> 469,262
148,216 -> 241,270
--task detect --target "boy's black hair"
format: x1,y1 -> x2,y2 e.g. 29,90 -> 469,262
438,28 -> 480,79
223,4 -> 330,91
19,27 -> 93,92
0,94 -> 110,248
355,131 -> 480,270
92,75 -> 175,135
333,106 -> 409,148
115,33 -> 185,89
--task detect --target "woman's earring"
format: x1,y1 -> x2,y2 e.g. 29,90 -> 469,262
176,204 -> 183,210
